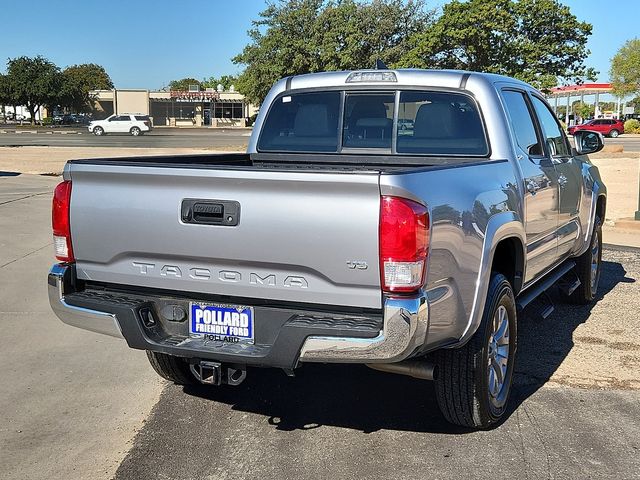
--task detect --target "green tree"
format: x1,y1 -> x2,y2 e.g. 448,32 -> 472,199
202,75 -> 238,91
168,78 -> 202,91
5,55 -> 63,124
233,0 -> 432,105
399,0 -> 596,91
575,102 -> 594,121
60,63 -> 114,112
610,38 -> 640,97
0,74 -> 10,117
315,0 -> 430,71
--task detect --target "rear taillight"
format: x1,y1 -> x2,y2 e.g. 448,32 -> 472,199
379,196 -> 429,293
52,180 -> 74,262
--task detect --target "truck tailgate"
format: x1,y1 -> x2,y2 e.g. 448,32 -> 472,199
68,163 -> 382,309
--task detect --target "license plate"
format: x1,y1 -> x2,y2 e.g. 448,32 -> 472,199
189,303 -> 254,344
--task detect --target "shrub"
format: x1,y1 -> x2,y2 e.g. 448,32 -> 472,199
42,117 -> 54,126
624,118 -> 640,134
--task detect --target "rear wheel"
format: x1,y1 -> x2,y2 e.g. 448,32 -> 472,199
569,216 -> 602,304
609,129 -> 619,138
146,351 -> 198,385
434,273 -> 517,428
130,126 -> 141,136
93,126 -> 104,136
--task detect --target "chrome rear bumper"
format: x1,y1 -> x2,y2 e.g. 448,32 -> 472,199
48,263 -> 429,363
298,295 -> 428,363
48,264 -> 124,339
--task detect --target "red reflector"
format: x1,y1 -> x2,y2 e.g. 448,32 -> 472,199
379,196 -> 429,293
52,180 -> 74,262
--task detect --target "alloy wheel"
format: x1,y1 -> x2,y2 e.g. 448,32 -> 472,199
487,304 -> 510,408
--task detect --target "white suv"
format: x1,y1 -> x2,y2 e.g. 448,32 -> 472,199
88,114 -> 152,136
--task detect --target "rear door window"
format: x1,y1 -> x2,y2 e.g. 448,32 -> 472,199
501,90 -> 543,156
396,91 -> 488,155
257,91 -> 341,153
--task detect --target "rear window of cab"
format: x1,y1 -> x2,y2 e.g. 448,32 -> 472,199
257,90 -> 488,156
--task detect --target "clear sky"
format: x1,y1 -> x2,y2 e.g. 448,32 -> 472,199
0,0 -> 637,89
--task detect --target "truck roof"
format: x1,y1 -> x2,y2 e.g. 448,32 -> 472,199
283,68 -> 535,92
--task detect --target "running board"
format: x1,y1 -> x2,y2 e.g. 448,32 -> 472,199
516,260 -> 576,312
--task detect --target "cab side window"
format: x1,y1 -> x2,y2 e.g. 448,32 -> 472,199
530,95 -> 570,157
501,90 -> 543,156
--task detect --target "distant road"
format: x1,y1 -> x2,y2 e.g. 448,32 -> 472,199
0,127 -> 252,149
0,127 -> 638,152
604,135 -> 640,152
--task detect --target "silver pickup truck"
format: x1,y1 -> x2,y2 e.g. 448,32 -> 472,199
48,69 -> 606,429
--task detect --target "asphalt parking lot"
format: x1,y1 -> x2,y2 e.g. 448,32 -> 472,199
1,173 -> 639,480
1,127 -> 639,152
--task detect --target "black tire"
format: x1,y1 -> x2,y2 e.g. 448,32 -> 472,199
434,273 -> 517,429
130,126 -> 141,136
93,126 -> 104,136
608,129 -> 619,138
146,351 -> 198,386
569,216 -> 602,304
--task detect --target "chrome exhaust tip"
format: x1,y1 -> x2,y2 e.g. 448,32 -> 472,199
366,360 -> 437,380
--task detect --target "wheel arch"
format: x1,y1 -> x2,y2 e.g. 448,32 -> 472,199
455,211 -> 526,347
490,236 -> 525,295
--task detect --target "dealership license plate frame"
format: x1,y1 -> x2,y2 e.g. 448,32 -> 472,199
189,302 -> 255,345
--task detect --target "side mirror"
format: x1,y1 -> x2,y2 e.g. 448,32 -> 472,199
574,130 -> 604,155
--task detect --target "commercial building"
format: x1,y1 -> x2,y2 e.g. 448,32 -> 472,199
91,87 -> 258,127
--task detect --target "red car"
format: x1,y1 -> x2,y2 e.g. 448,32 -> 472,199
568,118 -> 624,137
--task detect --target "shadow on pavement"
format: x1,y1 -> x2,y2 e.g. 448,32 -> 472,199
183,260 -> 634,434
0,171 -> 21,177
184,362 -> 467,434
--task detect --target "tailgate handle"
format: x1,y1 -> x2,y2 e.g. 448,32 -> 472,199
181,199 -> 240,226
193,202 -> 224,222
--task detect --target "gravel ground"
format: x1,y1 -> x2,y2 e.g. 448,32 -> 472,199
516,247 -> 640,390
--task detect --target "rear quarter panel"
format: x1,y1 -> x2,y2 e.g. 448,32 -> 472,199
381,160 -> 522,350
